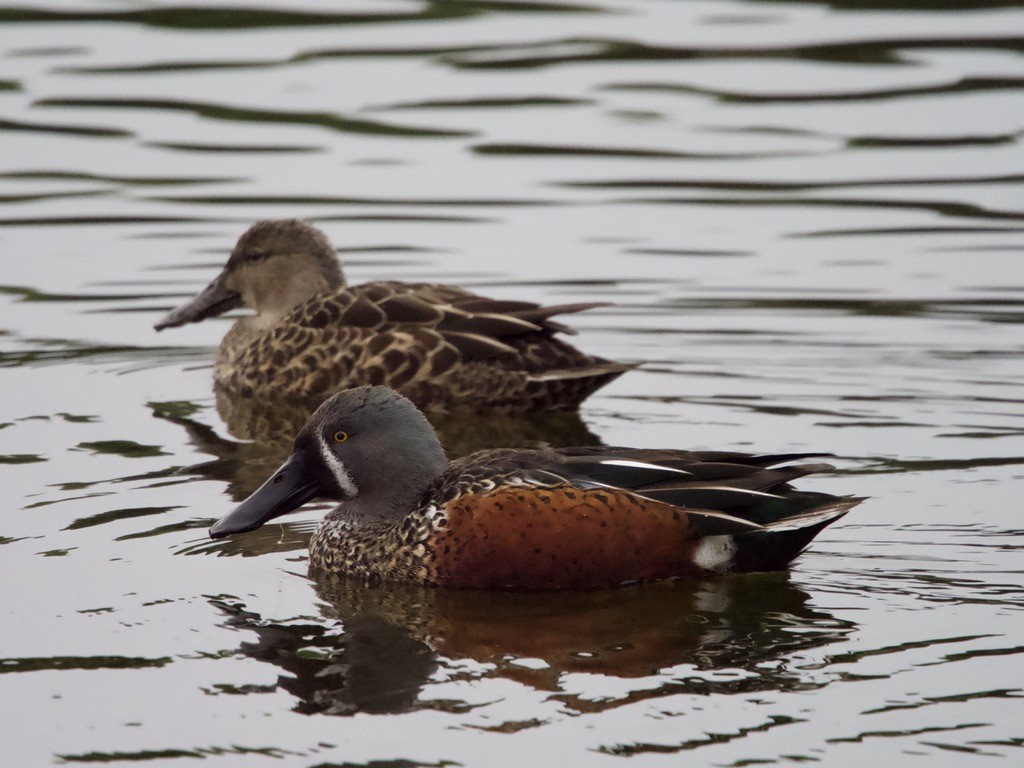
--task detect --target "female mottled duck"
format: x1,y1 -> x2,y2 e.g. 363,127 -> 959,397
154,219 -> 630,411
209,386 -> 863,590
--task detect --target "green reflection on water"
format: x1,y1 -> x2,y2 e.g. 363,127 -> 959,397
77,440 -> 169,459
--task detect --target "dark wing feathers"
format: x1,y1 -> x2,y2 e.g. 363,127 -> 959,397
737,452 -> 835,466
463,448 -> 838,495
638,486 -> 784,511
640,463 -> 833,491
555,457 -> 694,488
438,447 -> 842,529
680,510 -> 765,536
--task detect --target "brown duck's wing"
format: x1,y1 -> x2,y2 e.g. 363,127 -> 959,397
253,284 -> 527,385
348,281 -> 606,334
289,282 -> 607,355
301,280 -> 627,374
227,283 -> 623,406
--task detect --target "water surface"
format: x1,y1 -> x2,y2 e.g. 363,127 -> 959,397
2,1 -> 1023,765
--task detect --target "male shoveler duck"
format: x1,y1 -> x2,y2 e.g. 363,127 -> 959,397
154,219 -> 629,411
209,386 -> 863,589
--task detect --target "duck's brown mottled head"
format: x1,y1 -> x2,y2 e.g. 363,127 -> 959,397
209,386 -> 448,538
154,219 -> 345,331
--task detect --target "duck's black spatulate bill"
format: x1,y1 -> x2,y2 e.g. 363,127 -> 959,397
155,276 -> 241,331
209,450 -> 320,538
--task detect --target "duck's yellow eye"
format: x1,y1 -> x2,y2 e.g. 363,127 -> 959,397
332,431 -> 349,443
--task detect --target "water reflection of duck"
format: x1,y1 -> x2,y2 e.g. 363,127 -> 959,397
214,387 -> 603,458
315,576 -> 855,694
152,392 -> 602,501
209,576 -> 854,716
154,219 -> 629,411
209,387 -> 863,588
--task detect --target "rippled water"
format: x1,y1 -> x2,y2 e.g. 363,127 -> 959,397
2,1 -> 1023,765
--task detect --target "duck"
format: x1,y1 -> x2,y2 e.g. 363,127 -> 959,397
209,386 -> 863,590
154,219 -> 630,411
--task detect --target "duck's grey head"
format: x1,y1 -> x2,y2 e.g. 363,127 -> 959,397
154,219 -> 345,331
209,386 -> 447,538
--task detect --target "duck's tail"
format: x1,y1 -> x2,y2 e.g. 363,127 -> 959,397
731,497 -> 864,573
525,362 -> 635,410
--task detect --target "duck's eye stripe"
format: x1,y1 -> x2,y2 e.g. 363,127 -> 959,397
333,431 -> 349,443
316,431 -> 359,499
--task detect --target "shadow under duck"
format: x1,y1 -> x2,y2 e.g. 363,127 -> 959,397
209,386 -> 864,590
154,219 -> 630,411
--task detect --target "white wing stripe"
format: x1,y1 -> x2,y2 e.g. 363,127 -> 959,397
597,459 -> 693,476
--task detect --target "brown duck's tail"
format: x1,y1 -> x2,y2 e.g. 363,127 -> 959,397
731,498 -> 864,573
524,362 -> 635,410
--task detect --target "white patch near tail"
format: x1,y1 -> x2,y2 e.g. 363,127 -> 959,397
316,432 -> 359,498
693,535 -> 737,572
